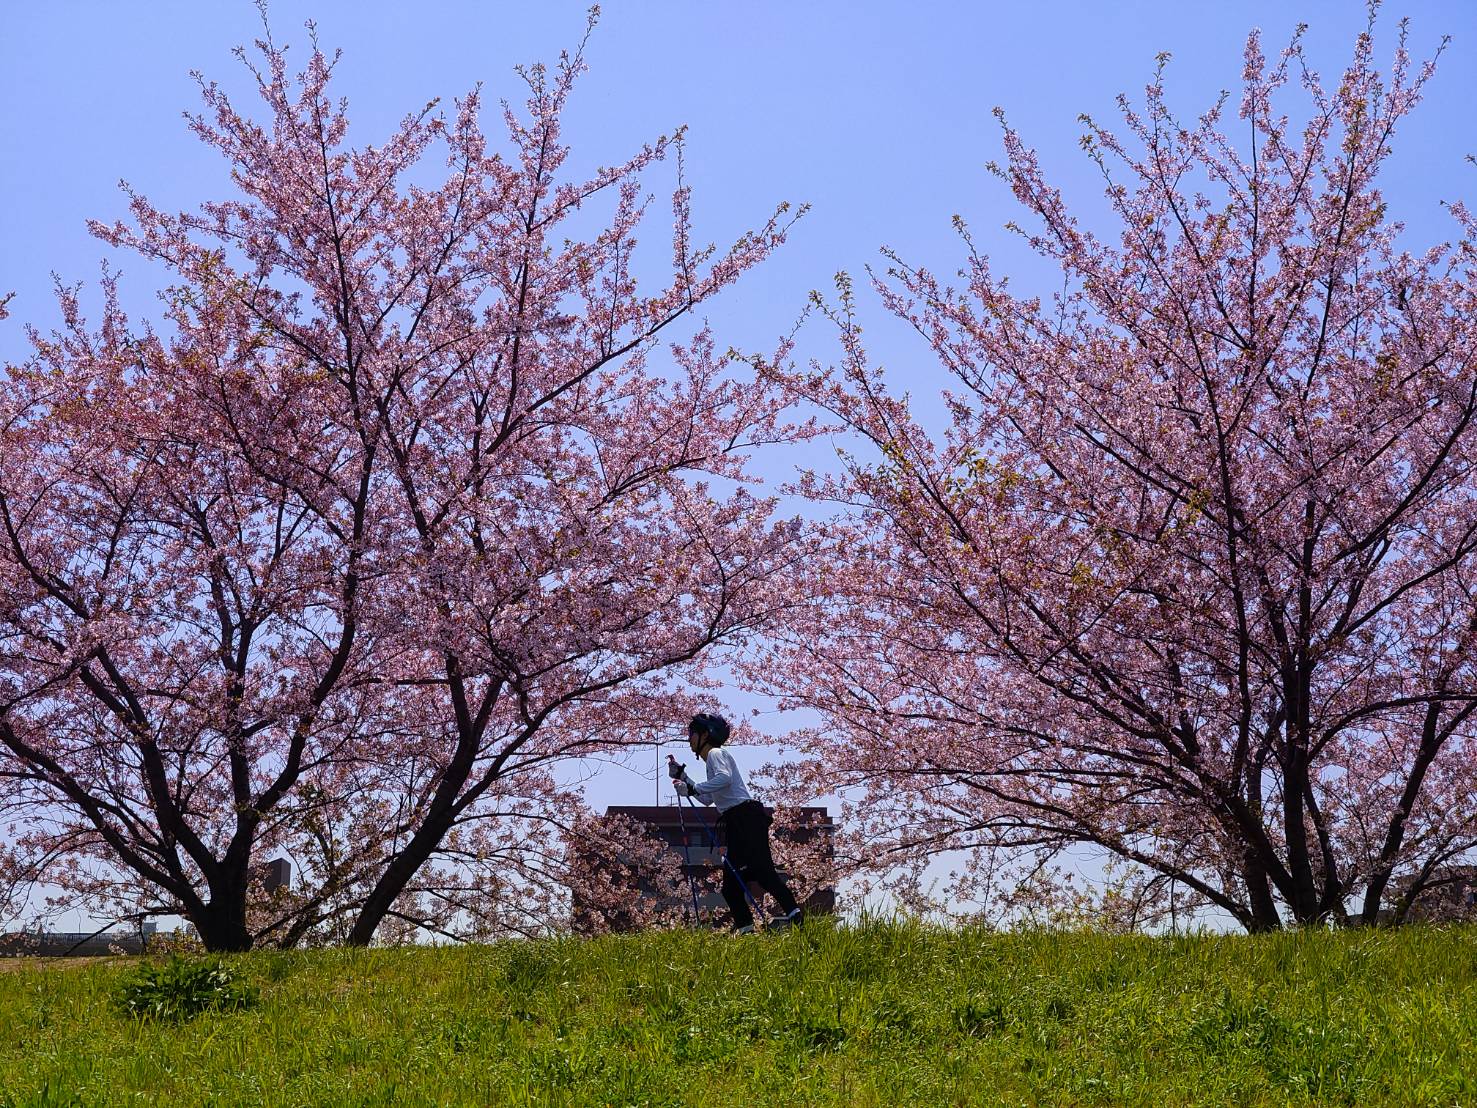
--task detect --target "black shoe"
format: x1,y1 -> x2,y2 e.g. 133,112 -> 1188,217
768,908 -> 803,930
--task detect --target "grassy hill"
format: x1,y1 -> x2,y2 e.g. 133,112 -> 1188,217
1,919 -> 1474,1106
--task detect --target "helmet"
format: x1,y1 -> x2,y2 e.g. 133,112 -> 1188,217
688,712 -> 731,747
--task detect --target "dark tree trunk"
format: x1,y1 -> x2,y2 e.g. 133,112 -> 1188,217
1243,850 -> 1282,932
345,814 -> 454,946
193,880 -> 253,952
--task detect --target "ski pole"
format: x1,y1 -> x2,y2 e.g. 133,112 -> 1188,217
678,790 -> 764,920
670,778 -> 704,924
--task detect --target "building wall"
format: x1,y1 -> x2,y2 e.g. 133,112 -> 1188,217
0,930 -> 154,957
572,804 -> 836,933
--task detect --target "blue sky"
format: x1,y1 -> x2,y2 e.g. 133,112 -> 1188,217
8,2 -> 1473,374
4,1 -> 1476,838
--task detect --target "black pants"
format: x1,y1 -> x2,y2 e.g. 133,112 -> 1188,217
717,800 -> 800,928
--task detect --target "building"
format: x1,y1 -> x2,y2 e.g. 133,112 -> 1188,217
0,922 -> 156,958
572,803 -> 835,933
1388,866 -> 1477,924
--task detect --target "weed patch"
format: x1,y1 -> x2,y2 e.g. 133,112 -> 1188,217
113,955 -> 256,1022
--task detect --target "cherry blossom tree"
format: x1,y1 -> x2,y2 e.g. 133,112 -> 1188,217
759,18 -> 1477,930
1,12 -> 808,948
0,271 -> 384,951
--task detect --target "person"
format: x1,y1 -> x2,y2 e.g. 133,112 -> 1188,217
672,712 -> 803,934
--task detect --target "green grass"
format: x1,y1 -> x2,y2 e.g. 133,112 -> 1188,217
2,920 -> 1475,1106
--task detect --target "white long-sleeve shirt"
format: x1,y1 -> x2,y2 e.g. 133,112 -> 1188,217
691,748 -> 752,813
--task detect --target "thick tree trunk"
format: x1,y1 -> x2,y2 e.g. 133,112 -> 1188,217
1359,704 -> 1447,925
193,883 -> 253,952
1243,850 -> 1282,932
344,815 -> 452,946
1281,780 -> 1321,923
345,659 -> 499,947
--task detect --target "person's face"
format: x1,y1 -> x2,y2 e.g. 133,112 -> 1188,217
688,729 -> 705,757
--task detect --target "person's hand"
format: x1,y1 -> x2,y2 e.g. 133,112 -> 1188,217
674,779 -> 692,797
